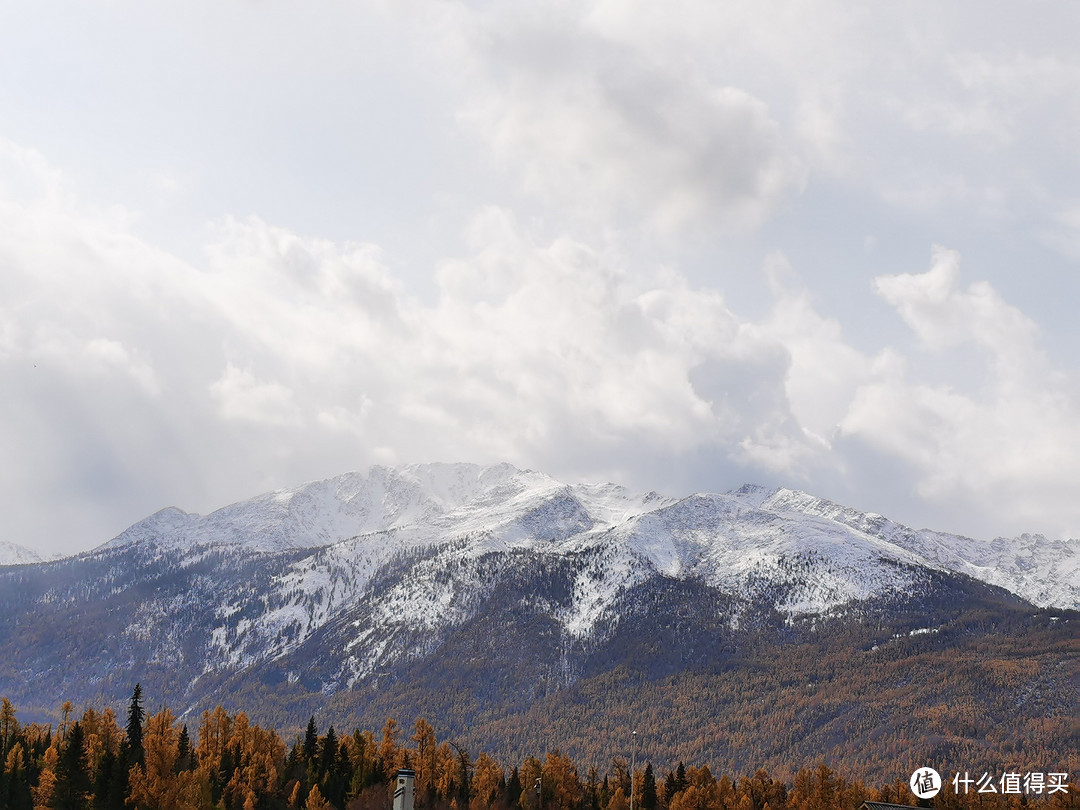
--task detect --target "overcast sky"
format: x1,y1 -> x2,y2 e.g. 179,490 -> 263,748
3,1 -> 1080,555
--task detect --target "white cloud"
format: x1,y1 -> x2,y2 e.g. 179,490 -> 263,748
3,1 -> 1080,553
842,249 -> 1080,537
210,364 -> 303,428
6,141 -> 1077,549
894,51 -> 1080,147
84,338 -> 161,396
456,7 -> 804,234
874,245 -> 1042,382
0,145 -> 815,549
756,252 -> 869,447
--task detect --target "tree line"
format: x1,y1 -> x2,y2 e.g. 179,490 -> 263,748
0,689 -> 1075,809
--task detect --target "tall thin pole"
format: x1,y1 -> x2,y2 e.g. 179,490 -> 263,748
630,730 -> 637,810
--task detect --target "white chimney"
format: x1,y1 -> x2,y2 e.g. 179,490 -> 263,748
393,769 -> 415,810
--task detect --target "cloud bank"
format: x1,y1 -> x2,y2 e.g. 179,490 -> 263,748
2,1 -> 1079,553
2,136 -> 1078,553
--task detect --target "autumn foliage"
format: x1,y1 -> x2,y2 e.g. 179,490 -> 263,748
0,690 -> 1075,810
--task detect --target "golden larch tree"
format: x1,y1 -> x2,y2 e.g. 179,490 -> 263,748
128,708 -> 203,810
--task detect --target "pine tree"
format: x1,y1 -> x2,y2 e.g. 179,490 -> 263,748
412,717 -> 438,803
303,717 -> 319,765
32,743 -> 59,809
454,744 -> 470,808
585,766 -> 601,810
507,767 -> 522,807
641,763 -> 657,810
4,742 -> 32,810
662,771 -> 676,806
125,684 -> 145,768
304,784 -> 331,810
319,726 -> 337,781
175,725 -> 192,773
348,729 -> 374,797
674,763 -> 686,794
51,720 -> 91,809
379,718 -> 399,779
0,698 -> 18,758
91,747 -> 122,810
127,708 -> 201,810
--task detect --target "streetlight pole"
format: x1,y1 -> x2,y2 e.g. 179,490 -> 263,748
535,776 -> 542,810
630,730 -> 637,810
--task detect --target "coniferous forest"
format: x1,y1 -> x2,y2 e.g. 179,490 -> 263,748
1,688 -> 1076,810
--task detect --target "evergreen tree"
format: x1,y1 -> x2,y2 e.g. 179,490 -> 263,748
284,742 -> 304,793
323,740 -> 350,809
176,724 -> 192,773
222,741 -> 241,791
0,697 -> 18,758
641,763 -> 657,810
347,730 -> 373,797
662,771 -> 677,805
125,684 -> 145,768
507,766 -> 522,807
319,726 -> 337,781
51,721 -> 91,809
303,717 -> 319,765
91,747 -> 123,810
4,742 -> 33,810
674,763 -> 686,794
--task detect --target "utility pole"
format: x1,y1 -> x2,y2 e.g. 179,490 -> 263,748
630,730 -> 637,810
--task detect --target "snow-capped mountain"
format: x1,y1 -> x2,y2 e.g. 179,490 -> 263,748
101,462 -> 1078,615
750,487 -> 1080,612
0,540 -> 44,565
0,462 -> 1075,766
50,461 -> 1070,690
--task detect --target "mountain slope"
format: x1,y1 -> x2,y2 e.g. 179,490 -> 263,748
0,463 -> 1076,783
755,487 -> 1080,609
0,540 -> 44,565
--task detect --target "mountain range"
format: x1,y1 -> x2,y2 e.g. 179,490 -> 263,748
1,463 -> 1076,783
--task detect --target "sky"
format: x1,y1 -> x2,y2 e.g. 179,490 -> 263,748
2,1 -> 1080,556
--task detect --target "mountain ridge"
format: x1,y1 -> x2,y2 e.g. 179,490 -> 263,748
1,463 -> 1076,784
82,462 -> 1078,612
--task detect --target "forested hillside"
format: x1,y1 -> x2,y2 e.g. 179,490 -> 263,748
2,465 -> 1077,800
2,545 -> 1076,789
1,690 -> 1075,809
198,570 -> 1080,787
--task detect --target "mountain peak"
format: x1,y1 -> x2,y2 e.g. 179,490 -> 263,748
84,463 -> 1079,611
0,540 -> 46,566
726,483 -> 774,507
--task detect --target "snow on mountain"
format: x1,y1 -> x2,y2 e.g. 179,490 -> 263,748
753,487 -> 1080,610
202,465 -> 609,670
608,492 -> 928,614
0,540 -> 45,565
89,463 -> 1079,679
103,462 -> 531,554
